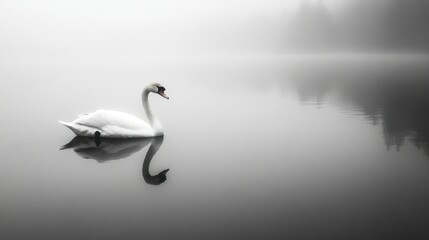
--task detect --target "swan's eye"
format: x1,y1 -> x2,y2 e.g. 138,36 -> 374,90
158,86 -> 166,93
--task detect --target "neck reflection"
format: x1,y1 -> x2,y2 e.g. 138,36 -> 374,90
61,136 -> 169,185
142,136 -> 169,185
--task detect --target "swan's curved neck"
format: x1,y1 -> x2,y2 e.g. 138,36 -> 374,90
142,88 -> 163,135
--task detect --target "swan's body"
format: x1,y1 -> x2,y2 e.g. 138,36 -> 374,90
60,109 -> 157,138
59,83 -> 169,138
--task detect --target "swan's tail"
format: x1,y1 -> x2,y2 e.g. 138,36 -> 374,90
59,121 -> 73,129
59,121 -> 80,136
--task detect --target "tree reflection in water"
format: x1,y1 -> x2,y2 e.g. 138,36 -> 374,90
278,61 -> 429,156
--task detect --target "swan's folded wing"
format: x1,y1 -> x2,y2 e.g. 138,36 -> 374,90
73,110 -> 151,131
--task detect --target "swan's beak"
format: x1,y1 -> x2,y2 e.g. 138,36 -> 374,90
159,91 -> 169,99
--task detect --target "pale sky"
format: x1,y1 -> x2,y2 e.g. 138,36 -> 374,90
0,0 -> 357,57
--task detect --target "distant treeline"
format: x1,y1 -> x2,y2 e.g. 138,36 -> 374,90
284,0 -> 429,52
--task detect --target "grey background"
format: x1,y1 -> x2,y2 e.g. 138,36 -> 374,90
1,1 -> 429,240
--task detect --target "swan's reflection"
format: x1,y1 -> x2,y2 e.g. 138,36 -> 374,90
61,136 -> 169,185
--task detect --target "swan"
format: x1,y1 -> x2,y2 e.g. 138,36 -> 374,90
59,83 -> 169,138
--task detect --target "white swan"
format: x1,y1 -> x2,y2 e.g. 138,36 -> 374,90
59,83 -> 169,138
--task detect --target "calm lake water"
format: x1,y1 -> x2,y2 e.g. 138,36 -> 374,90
1,55 -> 429,240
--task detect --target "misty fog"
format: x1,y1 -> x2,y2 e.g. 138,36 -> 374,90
1,0 -> 429,59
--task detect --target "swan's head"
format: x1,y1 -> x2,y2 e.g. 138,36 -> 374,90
147,83 -> 169,99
